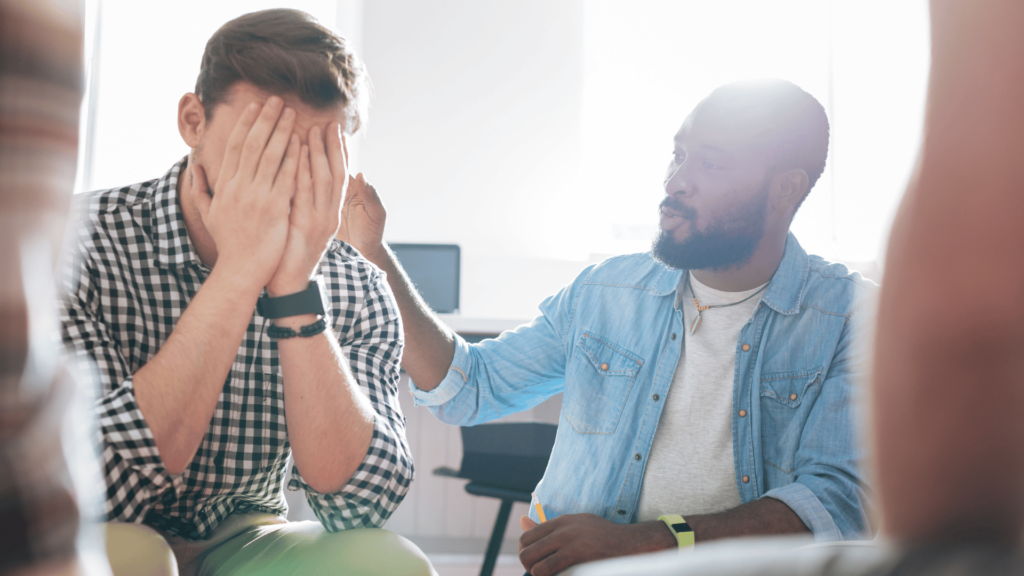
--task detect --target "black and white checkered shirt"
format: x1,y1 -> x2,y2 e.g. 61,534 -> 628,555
60,158 -> 413,540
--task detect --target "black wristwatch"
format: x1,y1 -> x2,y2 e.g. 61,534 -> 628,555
257,275 -> 329,319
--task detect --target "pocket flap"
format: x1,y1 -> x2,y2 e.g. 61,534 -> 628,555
578,332 -> 643,376
760,367 -> 822,408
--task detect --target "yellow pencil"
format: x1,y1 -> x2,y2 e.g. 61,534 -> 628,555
532,491 -> 547,523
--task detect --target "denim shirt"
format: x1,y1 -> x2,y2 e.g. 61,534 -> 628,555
411,233 -> 875,541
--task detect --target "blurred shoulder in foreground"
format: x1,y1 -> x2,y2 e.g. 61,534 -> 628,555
1,0 -> 108,575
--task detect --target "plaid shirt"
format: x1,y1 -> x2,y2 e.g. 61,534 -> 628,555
60,158 -> 413,540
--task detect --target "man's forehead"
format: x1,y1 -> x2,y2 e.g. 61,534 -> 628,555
673,100 -> 775,155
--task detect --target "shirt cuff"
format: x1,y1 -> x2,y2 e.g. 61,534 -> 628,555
763,482 -> 843,542
409,333 -> 472,407
98,382 -> 170,471
288,415 -> 413,531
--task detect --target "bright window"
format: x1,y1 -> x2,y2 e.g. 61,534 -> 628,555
568,0 -> 930,268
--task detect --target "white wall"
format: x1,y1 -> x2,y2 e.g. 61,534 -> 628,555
358,0 -> 591,319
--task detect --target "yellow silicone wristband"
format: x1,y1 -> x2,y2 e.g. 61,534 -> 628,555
658,514 -> 695,548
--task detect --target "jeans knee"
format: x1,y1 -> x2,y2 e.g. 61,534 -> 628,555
104,522 -> 177,576
319,528 -> 435,576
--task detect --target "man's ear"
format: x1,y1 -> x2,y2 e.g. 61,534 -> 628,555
178,93 -> 206,148
771,168 -> 809,215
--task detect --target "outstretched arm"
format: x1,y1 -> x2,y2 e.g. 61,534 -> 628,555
336,177 -> 456,391
873,1 -> 1024,545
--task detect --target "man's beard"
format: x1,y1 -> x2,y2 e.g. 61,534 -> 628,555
651,181 -> 770,271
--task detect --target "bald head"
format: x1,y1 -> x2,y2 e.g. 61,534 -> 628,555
695,79 -> 830,204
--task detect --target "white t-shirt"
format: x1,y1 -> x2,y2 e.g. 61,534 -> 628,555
637,272 -> 767,522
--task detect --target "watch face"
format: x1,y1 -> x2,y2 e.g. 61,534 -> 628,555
672,522 -> 692,533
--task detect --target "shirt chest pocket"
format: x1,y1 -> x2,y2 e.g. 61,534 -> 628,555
563,332 -> 643,435
758,367 -> 822,476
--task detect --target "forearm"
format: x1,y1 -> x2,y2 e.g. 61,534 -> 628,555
276,314 -> 375,494
685,498 -> 809,543
520,499 -> 809,576
360,243 -> 455,391
629,498 -> 809,556
132,264 -> 261,473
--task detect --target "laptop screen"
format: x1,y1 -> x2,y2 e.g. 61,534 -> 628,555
388,243 -> 461,314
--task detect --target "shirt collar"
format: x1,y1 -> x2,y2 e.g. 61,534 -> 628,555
150,156 -> 204,269
759,232 -> 809,316
667,232 -> 809,315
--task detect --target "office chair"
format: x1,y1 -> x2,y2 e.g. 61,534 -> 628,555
434,422 -> 557,576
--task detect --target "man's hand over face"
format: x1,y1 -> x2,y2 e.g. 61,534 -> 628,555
337,172 -> 387,259
518,514 -> 674,576
192,96 -> 299,290
267,122 -> 348,297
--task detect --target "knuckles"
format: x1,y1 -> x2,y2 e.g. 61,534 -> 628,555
242,138 -> 264,156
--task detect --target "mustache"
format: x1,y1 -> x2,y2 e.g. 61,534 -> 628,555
659,196 -> 697,221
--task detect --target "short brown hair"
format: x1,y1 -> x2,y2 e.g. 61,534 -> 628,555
195,9 -> 368,133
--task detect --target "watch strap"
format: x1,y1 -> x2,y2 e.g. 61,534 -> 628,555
257,277 -> 327,319
658,514 -> 695,548
267,318 -> 328,339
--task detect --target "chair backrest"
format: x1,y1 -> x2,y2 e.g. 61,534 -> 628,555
457,422 -> 557,492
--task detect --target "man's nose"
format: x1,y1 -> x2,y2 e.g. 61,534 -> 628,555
664,167 -> 693,198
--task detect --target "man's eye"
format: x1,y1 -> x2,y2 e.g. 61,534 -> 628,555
672,151 -> 686,163
702,160 -> 720,170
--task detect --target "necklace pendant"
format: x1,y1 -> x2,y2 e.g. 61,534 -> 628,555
689,314 -> 702,336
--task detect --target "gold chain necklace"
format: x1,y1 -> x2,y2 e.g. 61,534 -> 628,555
686,274 -> 768,336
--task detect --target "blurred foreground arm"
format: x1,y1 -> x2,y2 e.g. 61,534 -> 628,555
873,1 -> 1024,544
0,0 -> 92,573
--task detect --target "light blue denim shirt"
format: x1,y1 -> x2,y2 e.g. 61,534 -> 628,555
411,233 -> 875,541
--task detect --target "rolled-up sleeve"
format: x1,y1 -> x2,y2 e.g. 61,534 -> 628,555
410,333 -> 474,408
60,251 -> 173,522
290,266 -> 413,531
409,266 -> 597,427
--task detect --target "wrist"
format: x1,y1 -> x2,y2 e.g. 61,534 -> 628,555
271,313 -> 320,330
267,271 -> 316,298
208,261 -> 266,296
356,243 -> 389,267
638,521 -> 679,553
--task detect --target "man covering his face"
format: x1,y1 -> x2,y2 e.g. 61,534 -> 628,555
60,9 -> 432,576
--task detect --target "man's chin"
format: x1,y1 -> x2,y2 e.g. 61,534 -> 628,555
652,230 -> 757,272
